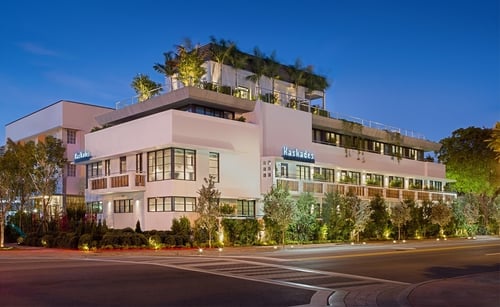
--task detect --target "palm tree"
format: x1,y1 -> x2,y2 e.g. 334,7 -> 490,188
245,46 -> 267,99
175,38 -> 207,87
131,74 -> 162,102
265,51 -> 280,103
153,51 -> 177,92
209,36 -> 235,91
286,58 -> 307,99
228,46 -> 248,90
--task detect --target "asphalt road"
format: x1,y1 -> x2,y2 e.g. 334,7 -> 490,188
1,236 -> 499,307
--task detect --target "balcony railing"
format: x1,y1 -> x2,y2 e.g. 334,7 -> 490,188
276,178 -> 456,203
115,81 -> 427,140
89,171 -> 146,194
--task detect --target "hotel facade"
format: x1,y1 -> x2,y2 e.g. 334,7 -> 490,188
4,101 -> 113,215
77,47 -> 455,231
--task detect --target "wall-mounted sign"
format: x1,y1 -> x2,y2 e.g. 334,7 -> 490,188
282,146 -> 315,163
74,151 -> 92,163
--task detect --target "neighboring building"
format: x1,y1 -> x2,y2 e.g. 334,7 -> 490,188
81,45 -> 455,231
5,100 -> 113,217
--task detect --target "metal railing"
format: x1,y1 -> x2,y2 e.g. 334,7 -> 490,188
115,81 -> 427,140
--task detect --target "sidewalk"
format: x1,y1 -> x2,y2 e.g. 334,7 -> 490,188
404,270 -> 500,307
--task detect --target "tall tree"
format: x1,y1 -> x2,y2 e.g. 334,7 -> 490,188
5,139 -> 35,232
265,50 -> 280,101
195,176 -> 221,248
365,194 -> 390,239
431,201 -> 452,238
487,121 -> 500,161
209,36 -> 235,90
263,183 -> 295,246
437,126 -> 499,231
0,145 -> 19,247
452,194 -> 480,237
153,51 -> 177,92
290,192 -> 317,242
390,200 -> 412,240
345,193 -> 372,242
175,38 -> 207,87
285,58 -> 308,99
131,74 -> 162,102
245,46 -> 267,99
29,136 -> 67,233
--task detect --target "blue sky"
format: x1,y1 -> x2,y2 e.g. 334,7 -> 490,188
1,0 -> 498,144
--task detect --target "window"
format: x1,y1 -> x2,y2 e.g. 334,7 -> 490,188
114,199 -> 133,213
120,156 -> 127,174
297,165 -> 310,180
174,197 -> 195,212
104,159 -> 111,176
389,176 -> 404,188
340,170 -> 361,184
87,162 -> 102,178
237,200 -> 255,217
67,164 -> 76,177
86,201 -> 103,214
209,152 -> 219,182
148,148 -> 195,182
366,173 -> 383,186
67,129 -> 76,144
322,168 -> 335,182
136,153 -> 143,173
148,197 -> 172,212
278,163 -> 289,178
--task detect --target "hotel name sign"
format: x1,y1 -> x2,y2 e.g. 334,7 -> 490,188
74,151 -> 92,163
282,146 -> 315,163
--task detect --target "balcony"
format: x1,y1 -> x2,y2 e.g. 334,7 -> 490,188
89,171 -> 146,194
276,177 -> 456,203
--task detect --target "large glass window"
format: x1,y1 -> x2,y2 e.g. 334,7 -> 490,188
147,148 -> 194,181
209,152 -> 219,182
148,197 -> 172,212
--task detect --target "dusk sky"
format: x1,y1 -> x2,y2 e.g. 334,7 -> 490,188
1,0 -> 498,144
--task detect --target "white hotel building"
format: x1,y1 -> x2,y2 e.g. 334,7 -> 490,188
4,101 -> 113,214
79,47 -> 455,231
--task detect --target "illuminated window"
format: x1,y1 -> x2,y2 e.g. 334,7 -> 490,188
297,165 -> 310,180
147,148 -> 195,182
113,199 -> 133,213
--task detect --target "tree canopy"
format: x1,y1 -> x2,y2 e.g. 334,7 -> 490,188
437,126 -> 498,197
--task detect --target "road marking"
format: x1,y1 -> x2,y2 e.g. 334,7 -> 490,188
277,242 -> 500,262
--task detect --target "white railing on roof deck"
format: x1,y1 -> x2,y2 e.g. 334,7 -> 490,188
114,82 -> 427,140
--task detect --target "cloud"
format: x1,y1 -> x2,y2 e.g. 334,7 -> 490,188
17,42 -> 60,56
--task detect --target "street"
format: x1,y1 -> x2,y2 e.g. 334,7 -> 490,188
1,236 -> 499,306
